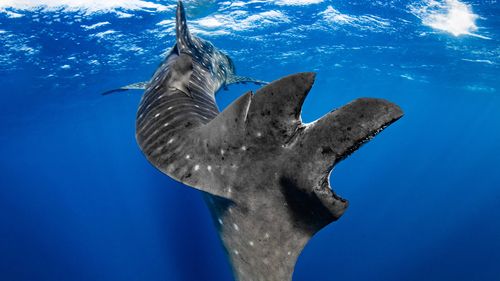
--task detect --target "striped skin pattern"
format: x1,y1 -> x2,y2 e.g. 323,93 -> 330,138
136,1 -> 235,195
135,2 -> 403,281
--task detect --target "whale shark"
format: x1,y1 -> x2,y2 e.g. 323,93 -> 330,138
120,1 -> 403,281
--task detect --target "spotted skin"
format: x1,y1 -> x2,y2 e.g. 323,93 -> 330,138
135,2 -> 403,281
136,1 -> 234,182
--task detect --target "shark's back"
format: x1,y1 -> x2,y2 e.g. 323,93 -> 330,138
136,3 -> 223,178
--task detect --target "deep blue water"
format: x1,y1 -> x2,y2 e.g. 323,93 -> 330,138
1,1 -> 499,280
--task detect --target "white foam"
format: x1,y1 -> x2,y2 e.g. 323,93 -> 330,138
156,19 -> 174,26
158,9 -> 290,36
231,0 -> 322,6
81,21 -> 110,30
194,10 -> 290,33
197,17 -> 223,28
92,30 -> 117,38
274,0 -> 324,6
409,0 -> 489,39
321,6 -> 357,25
400,74 -> 415,81
0,0 -> 173,16
17,45 -> 38,55
116,11 -> 134,18
4,10 -> 24,18
320,6 -> 392,32
462,58 -> 495,65
122,45 -> 144,54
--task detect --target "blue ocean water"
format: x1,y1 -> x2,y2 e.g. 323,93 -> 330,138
0,1 -> 499,280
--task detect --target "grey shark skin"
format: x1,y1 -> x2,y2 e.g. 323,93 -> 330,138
135,1 -> 403,281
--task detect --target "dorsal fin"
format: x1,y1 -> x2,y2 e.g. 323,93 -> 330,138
176,1 -> 193,53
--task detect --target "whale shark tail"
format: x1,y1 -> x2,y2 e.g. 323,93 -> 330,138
156,73 -> 403,202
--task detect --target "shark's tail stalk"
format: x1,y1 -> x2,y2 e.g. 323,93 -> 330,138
140,71 -> 402,281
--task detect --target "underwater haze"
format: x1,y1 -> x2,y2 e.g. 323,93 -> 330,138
1,0 -> 499,280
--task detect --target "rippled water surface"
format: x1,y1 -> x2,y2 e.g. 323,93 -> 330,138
1,1 -> 499,280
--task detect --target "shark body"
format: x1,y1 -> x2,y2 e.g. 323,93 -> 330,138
134,2 -> 403,281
